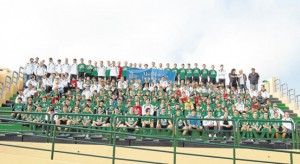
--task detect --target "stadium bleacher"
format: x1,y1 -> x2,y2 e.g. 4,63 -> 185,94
0,58 -> 300,149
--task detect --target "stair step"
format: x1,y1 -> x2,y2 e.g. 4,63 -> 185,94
290,113 -> 298,117
2,104 -> 12,107
270,100 -> 281,104
6,100 -> 15,104
0,107 -> 12,111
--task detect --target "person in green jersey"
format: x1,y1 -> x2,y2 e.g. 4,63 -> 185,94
186,63 -> 193,83
69,106 -> 83,126
85,60 -> 94,79
39,96 -> 50,112
53,98 -> 63,113
200,64 -> 209,85
157,108 -> 172,130
125,107 -> 139,133
174,109 -> 188,135
111,108 -> 124,132
271,112 -> 286,140
178,64 -> 186,84
22,104 -> 34,121
193,63 -> 201,84
248,112 -> 260,140
240,111 -> 249,139
105,98 -> 116,115
31,106 -> 45,132
92,107 -> 108,128
77,58 -> 86,79
122,61 -> 129,80
171,63 -> 179,83
91,61 -> 98,78
260,112 -> 272,139
55,105 -> 71,131
142,108 -> 154,135
164,63 -> 172,71
11,97 -> 25,119
209,65 -> 217,85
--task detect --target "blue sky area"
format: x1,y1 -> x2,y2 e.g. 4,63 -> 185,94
0,0 -> 299,95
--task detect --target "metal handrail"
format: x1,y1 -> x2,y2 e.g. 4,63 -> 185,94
0,116 -> 299,164
281,83 -> 288,97
0,82 -> 4,100
296,95 -> 300,111
11,71 -> 18,86
288,89 -> 296,103
18,66 -> 24,82
274,79 -> 281,92
4,76 -> 12,93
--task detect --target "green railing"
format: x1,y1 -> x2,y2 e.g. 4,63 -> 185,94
0,112 -> 299,164
295,120 -> 300,149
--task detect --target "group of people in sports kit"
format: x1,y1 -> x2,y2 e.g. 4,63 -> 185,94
11,57 -> 293,140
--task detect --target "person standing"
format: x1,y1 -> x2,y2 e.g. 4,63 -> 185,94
117,61 -> 123,79
238,69 -> 247,91
248,68 -> 260,90
85,60 -> 94,79
171,63 -> 179,84
97,61 -> 106,80
77,58 -> 86,79
208,65 -> 217,85
105,61 -> 111,81
229,69 -> 238,89
200,64 -> 209,85
164,63 -> 171,72
55,59 -> 63,75
110,61 -> 119,82
192,63 -> 201,84
47,58 -> 56,78
186,63 -> 193,84
92,61 -> 98,78
70,59 -> 78,80
178,64 -> 186,84
62,58 -> 70,75
218,64 -> 226,86
24,58 -> 35,86
35,62 -> 47,80
122,61 -> 129,80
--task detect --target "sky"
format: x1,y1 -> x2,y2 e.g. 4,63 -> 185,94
0,0 -> 300,96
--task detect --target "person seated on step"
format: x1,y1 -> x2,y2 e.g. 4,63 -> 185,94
142,108 -> 154,135
69,106 -> 83,127
187,109 -> 203,136
269,103 -> 284,119
92,107 -> 108,128
156,108 -> 173,134
248,112 -> 260,141
174,109 -> 188,136
282,112 -> 294,139
22,104 -> 34,123
239,111 -> 250,139
11,97 -> 25,120
124,107 -> 139,134
111,108 -> 125,132
55,104 -> 72,132
271,112 -> 286,141
220,112 -> 233,140
31,106 -> 45,132
203,110 -> 217,140
259,112 -> 273,140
